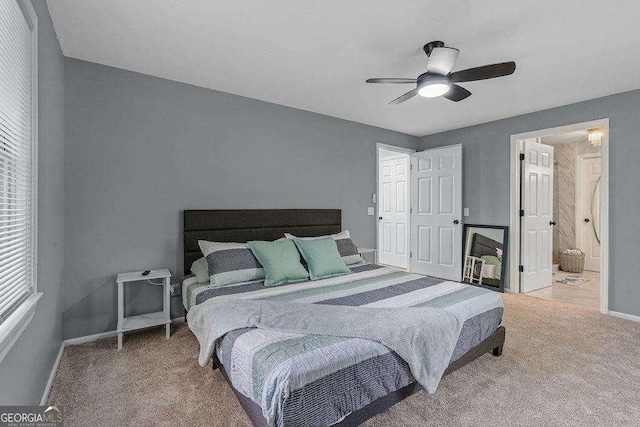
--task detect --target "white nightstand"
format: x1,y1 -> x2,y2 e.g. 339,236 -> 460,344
116,269 -> 172,350
357,247 -> 378,264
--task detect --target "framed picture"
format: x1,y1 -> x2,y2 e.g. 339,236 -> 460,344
462,224 -> 509,292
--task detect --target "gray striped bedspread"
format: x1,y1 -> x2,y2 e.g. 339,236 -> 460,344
184,265 -> 504,427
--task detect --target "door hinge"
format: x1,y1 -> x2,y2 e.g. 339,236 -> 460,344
520,209 -> 524,217
519,153 -> 525,161
410,163 -> 413,170
410,252 -> 413,258
410,207 -> 413,214
519,265 -> 524,272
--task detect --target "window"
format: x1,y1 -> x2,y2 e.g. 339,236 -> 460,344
0,0 -> 39,363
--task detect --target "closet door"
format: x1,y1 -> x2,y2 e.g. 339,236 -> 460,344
378,156 -> 409,268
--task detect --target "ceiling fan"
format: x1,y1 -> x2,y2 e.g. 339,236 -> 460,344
366,41 -> 516,104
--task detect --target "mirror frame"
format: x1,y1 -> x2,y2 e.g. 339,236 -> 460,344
592,176 -> 601,243
461,224 -> 509,293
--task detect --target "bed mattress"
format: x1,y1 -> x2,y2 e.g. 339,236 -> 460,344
183,264 -> 503,427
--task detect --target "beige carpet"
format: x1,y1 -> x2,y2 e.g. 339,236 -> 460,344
48,294 -> 640,426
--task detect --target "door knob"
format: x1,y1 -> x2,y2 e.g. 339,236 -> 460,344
584,218 -> 590,223
378,216 -> 383,220
550,221 -> 557,226
453,220 -> 460,224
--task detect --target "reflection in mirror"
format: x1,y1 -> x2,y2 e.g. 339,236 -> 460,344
592,177 -> 601,243
462,225 -> 509,293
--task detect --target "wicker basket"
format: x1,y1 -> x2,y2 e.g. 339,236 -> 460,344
560,249 -> 585,273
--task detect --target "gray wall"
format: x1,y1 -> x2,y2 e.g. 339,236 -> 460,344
418,89 -> 640,316
62,59 -> 418,339
0,1 -> 64,404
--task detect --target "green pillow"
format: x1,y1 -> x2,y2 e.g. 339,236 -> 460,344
293,237 -> 351,280
248,240 -> 310,286
190,257 -> 209,283
481,255 -> 501,266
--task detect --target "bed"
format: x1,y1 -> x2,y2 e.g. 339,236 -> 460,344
182,209 -> 505,427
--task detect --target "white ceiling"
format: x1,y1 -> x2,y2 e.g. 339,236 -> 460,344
47,0 -> 640,137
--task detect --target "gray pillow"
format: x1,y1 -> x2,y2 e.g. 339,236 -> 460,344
198,241 -> 265,286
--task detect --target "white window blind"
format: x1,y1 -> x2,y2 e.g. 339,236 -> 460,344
0,0 -> 37,327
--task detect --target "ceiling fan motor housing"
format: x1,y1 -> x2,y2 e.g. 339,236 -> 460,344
423,40 -> 445,57
417,72 -> 451,86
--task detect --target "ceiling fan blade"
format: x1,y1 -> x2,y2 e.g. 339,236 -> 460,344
389,88 -> 419,105
366,78 -> 417,84
450,61 -> 516,83
442,84 -> 471,102
426,47 -> 460,75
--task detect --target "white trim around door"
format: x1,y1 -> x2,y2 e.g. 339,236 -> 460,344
509,119 -> 610,314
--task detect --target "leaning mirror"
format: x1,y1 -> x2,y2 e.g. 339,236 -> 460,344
462,225 -> 509,292
592,177 -> 601,243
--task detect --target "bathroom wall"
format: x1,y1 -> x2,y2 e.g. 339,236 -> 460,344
576,139 -> 601,155
548,138 -> 601,263
552,142 -> 576,261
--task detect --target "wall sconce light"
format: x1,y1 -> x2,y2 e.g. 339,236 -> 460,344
588,128 -> 603,147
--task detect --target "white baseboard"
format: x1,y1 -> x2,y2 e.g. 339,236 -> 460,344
63,330 -> 117,346
609,310 -> 640,323
40,343 -> 65,405
40,330 -> 117,404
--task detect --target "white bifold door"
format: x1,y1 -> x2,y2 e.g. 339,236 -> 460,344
378,156 -> 409,268
521,139 -> 554,293
410,145 -> 462,281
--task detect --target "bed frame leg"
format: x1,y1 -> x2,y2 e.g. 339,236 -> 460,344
211,354 -> 220,371
492,344 -> 503,357
184,308 -> 188,324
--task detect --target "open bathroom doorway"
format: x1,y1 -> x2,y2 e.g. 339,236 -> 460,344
509,120 -> 608,312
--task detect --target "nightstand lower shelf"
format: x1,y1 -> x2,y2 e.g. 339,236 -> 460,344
119,311 -> 170,332
117,312 -> 171,349
357,247 -> 378,264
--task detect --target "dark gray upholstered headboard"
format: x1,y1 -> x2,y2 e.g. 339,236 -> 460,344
183,209 -> 342,275
470,233 -> 503,259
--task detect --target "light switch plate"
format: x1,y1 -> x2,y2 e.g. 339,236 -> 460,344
368,207 -> 375,216
463,208 -> 470,217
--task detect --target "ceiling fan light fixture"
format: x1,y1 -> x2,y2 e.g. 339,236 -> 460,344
417,74 -> 451,98
418,83 -> 450,98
